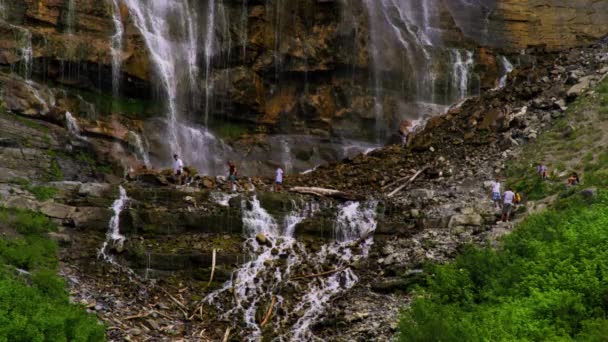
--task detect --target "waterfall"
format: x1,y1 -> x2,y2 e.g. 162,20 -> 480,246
65,111 -> 82,137
0,1 -> 5,20
109,0 -> 124,98
205,196 -> 378,340
99,186 -> 129,262
203,0 -> 216,125
498,55 -> 514,89
66,0 -> 76,35
24,82 -> 50,114
280,138 -> 294,174
18,28 -> 33,80
123,0 -> 226,174
451,49 -> 475,100
239,0 -> 249,60
129,131 -> 151,167
362,0 -> 486,139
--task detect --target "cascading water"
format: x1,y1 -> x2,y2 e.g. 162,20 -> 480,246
65,0 -> 76,35
109,0 -> 124,98
205,196 -> 378,340
65,111 -> 83,137
123,0 -> 226,174
451,49 -> 475,100
19,28 -> 33,80
498,55 -> 514,89
128,131 -> 151,167
203,0 -> 216,125
99,186 -> 129,262
363,0 -> 480,137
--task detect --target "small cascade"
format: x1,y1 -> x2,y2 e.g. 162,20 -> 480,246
280,138 -> 294,174
109,0 -> 124,97
99,186 -> 129,263
0,1 -> 5,20
205,196 -> 378,340
451,49 -> 475,100
498,55 -> 514,89
65,111 -> 82,137
19,29 -> 33,80
128,131 -> 151,167
239,0 -> 249,60
65,0 -> 76,35
333,201 -> 378,242
24,81 -> 50,114
203,0 -> 216,125
210,191 -> 239,207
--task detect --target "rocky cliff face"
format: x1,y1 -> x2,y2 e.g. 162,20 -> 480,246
3,0 -> 607,153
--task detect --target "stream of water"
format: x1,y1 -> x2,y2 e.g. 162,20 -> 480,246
109,0 -> 124,98
205,196 -> 378,340
99,186 -> 129,263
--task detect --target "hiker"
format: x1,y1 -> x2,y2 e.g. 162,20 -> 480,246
173,154 -> 184,185
275,166 -> 284,192
537,164 -> 547,180
399,120 -> 413,147
501,187 -> 516,223
228,161 -> 238,191
491,177 -> 501,209
567,172 -> 580,186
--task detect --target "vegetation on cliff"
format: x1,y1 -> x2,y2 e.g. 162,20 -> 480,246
0,209 -> 105,341
398,78 -> 608,341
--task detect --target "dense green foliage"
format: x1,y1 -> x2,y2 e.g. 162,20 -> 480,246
398,192 -> 608,341
0,208 -> 105,341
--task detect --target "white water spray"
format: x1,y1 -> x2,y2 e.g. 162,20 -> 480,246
498,55 -> 514,89
451,48 -> 474,100
206,196 -> 378,340
65,111 -> 82,137
99,186 -> 129,262
109,0 -> 124,97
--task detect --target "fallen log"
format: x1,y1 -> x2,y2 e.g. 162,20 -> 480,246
387,167 -> 428,198
290,186 -> 362,201
260,296 -> 277,327
222,327 -> 231,342
290,265 -> 350,281
206,249 -> 216,288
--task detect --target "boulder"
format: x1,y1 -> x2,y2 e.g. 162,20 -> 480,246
448,213 -> 483,228
408,189 -> 435,200
78,183 -> 112,197
39,202 -> 76,219
567,76 -> 595,99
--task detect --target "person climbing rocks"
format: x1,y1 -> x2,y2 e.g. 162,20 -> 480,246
275,166 -> 284,192
537,164 -> 548,180
567,172 -> 580,186
228,161 -> 238,191
399,119 -> 413,147
173,154 -> 184,185
491,177 -> 502,209
501,187 -> 516,223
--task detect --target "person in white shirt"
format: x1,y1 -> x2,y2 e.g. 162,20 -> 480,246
275,167 -> 284,192
490,177 -> 501,209
501,187 -> 515,222
173,154 -> 184,184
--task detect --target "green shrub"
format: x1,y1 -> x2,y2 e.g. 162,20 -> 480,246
25,186 -> 58,202
0,208 -> 105,340
398,192 -> 608,341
